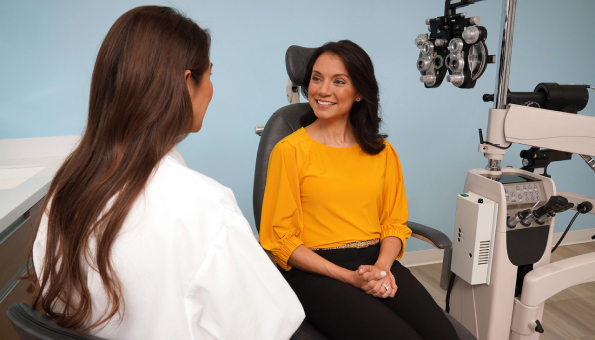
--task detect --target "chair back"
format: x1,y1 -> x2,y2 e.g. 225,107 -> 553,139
6,303 -> 107,340
253,103 -> 311,231
253,45 -> 316,231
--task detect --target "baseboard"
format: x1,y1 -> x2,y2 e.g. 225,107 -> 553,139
402,228 -> 595,268
400,248 -> 445,267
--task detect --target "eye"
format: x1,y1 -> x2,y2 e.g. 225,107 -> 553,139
312,75 -> 322,82
334,79 -> 346,85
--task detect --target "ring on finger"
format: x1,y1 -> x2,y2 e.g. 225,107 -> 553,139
381,283 -> 390,291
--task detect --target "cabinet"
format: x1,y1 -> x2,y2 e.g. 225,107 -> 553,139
0,197 -> 44,340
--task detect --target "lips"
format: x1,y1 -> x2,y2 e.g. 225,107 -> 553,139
315,99 -> 336,107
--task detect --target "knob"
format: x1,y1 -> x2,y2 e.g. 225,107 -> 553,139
469,16 -> 481,25
425,18 -> 434,25
446,74 -> 464,86
420,74 -> 436,85
534,320 -> 544,334
435,39 -> 447,47
462,26 -> 480,44
415,34 -> 428,47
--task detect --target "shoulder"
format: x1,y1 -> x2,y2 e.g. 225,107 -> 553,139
147,155 -> 243,219
273,128 -> 312,153
378,140 -> 398,158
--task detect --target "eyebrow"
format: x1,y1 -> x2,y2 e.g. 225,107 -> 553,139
312,70 -> 351,79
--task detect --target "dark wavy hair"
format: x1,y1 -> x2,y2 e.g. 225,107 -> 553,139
300,40 -> 386,155
26,6 -> 210,331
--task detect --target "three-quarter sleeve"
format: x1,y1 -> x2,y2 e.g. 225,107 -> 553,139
380,143 -> 412,259
186,216 -> 305,340
259,141 -> 304,270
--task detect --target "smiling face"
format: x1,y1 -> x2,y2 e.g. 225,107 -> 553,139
308,52 -> 360,121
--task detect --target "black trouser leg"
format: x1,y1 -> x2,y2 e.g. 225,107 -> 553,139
282,245 -> 460,340
284,266 -> 423,340
381,260 -> 460,340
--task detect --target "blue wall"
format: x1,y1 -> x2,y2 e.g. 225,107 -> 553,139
2,0 -> 594,251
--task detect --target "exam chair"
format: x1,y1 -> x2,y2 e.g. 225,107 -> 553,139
6,303 -> 107,340
253,45 -> 477,340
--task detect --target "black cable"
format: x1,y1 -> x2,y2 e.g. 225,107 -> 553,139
445,273 -> 456,313
551,211 -> 580,253
482,141 -> 513,150
478,128 -> 513,150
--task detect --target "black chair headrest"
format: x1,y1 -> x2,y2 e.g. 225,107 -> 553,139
285,45 -> 317,86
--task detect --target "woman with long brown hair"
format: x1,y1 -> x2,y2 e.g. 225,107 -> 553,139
28,6 -> 303,339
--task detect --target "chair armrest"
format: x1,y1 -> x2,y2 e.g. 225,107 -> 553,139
407,221 -> 452,249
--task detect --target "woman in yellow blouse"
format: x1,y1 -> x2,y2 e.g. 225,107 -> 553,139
260,40 -> 460,340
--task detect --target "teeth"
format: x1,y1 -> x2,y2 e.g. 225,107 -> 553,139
317,100 -> 334,105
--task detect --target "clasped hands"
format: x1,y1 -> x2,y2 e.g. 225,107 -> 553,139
349,264 -> 397,299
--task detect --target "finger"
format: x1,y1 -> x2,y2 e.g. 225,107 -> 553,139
371,280 -> 384,297
361,280 -> 377,291
381,282 -> 391,298
366,280 -> 382,295
358,265 -> 373,274
389,273 -> 397,290
363,270 -> 386,282
390,285 -> 398,298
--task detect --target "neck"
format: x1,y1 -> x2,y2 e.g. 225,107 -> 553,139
307,114 -> 356,147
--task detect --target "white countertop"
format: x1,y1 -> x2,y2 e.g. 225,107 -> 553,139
0,136 -> 80,234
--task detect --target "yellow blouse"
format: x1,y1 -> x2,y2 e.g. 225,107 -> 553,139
259,127 -> 411,271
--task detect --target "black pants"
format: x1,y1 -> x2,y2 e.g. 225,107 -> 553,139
282,244 -> 460,340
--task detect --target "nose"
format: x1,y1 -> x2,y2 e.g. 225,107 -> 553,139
318,80 -> 331,97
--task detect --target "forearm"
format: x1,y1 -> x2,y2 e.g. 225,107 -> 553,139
287,245 -> 352,283
375,236 -> 402,270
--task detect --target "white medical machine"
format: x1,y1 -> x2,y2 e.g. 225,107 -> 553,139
415,0 -> 595,339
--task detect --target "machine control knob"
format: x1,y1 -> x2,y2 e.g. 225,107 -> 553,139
534,320 -> 544,334
446,74 -> 464,86
462,26 -> 480,44
469,16 -> 481,25
415,34 -> 428,47
425,18 -> 435,25
420,74 -> 436,86
435,39 -> 447,47
507,210 -> 530,228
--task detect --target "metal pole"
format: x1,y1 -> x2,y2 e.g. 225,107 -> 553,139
487,0 -> 517,173
494,0 -> 517,110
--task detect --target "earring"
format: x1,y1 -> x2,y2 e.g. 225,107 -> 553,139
356,98 -> 361,102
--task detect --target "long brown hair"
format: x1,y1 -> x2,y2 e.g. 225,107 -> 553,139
26,6 -> 210,331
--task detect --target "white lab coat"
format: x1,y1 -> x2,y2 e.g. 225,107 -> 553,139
33,149 -> 305,340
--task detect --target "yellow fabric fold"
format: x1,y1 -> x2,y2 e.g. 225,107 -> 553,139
380,224 -> 412,259
271,235 -> 304,271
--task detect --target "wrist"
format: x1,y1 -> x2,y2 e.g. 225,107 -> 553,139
336,268 -> 354,285
375,260 -> 393,272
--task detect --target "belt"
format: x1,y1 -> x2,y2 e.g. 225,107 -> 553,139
309,238 -> 380,251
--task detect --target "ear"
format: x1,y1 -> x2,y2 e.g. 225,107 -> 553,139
185,70 -> 194,94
